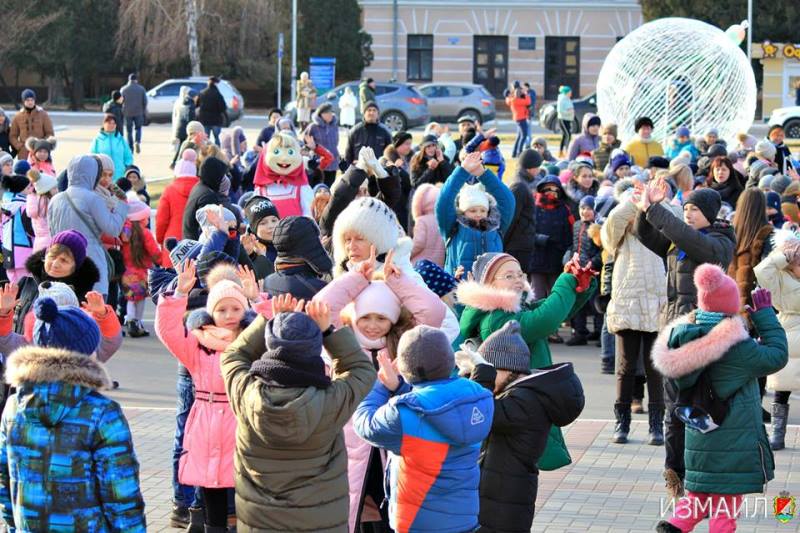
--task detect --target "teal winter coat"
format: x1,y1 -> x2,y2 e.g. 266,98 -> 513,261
651,308 -> 788,495
90,130 -> 133,179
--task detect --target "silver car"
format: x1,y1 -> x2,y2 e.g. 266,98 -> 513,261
145,77 -> 245,124
417,83 -> 496,123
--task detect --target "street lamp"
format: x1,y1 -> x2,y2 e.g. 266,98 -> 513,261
290,0 -> 297,103
747,0 -> 753,62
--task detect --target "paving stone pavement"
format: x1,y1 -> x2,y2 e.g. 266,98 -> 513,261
127,407 -> 800,532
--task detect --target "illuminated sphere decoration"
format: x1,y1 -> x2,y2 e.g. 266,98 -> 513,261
596,17 -> 756,145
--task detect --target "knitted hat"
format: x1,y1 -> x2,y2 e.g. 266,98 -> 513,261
610,153 -> 632,172
313,183 -> 330,196
353,281 -> 401,323
771,174 -> 792,195
21,88 -> 35,101
676,126 -> 691,138
206,279 -> 248,314
705,128 -> 719,137
647,156 -> 670,169
393,131 -> 412,148
37,281 -> 79,308
197,251 -> 237,284
186,120 -> 205,136
33,298 -> 100,356
766,191 -> 782,211
174,149 -> 198,177
272,216 -> 332,275
558,85 -> 571,95
244,195 -> 279,229
397,325 -> 454,384
249,311 -> 330,389
27,169 -> 57,195
601,124 -> 618,137
634,117 -> 654,131
755,140 -> 777,162
457,183 -> 490,212
413,259 -> 457,297
704,144 -> 728,159
0,152 -> 12,168
586,115 -> 601,128
51,230 -> 88,267
684,188 -> 722,225
478,320 -> 531,374
472,252 -> 518,285
694,264 -> 740,316
165,238 -> 201,268
363,100 -> 379,113
519,149 -> 543,170
579,195 -> 596,209
758,174 -> 776,190
126,199 -> 150,222
12,160 -> 30,176
1,174 -> 29,194
531,136 -> 547,148
332,197 -> 399,269
95,154 -> 114,175
316,102 -> 334,116
782,237 -> 800,266
196,204 -> 236,234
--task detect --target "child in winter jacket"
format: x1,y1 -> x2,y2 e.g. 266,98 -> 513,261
220,297 -> 376,532
528,176 -> 574,304
314,247 -> 447,532
565,196 -> 603,345
25,169 -> 57,252
0,299 -> 146,532
564,160 -> 600,217
436,152 -> 515,275
665,126 -> 700,162
410,183 -> 445,266
652,265 -> 787,533
25,137 -> 56,175
120,199 -> 160,337
156,263 -> 262,531
1,174 -> 34,284
754,238 -> 800,451
354,325 -> 494,533
455,321 -> 584,532
242,195 -> 279,281
457,252 -> 595,471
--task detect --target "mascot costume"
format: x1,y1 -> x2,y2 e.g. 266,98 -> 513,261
252,132 -> 313,218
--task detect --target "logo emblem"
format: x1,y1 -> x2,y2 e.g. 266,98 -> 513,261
470,406 -> 485,426
774,491 -> 796,523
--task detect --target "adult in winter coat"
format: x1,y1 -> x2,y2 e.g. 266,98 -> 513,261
634,182 -> 735,498
623,117 -> 664,168
410,134 -> 453,188
48,155 -> 129,296
651,266 -> 787,533
436,153 -> 515,275
601,181 -> 668,445
220,303 -> 377,532
182,156 -> 229,240
120,74 -> 147,152
359,78 -> 377,114
0,108 -> 12,155
380,132 -> 414,230
410,183 -> 445,266
344,102 -> 392,165
90,114 -> 134,179
727,188 -> 774,309
506,87 -> 531,158
504,150 -> 542,275
196,77 -> 227,145
305,103 -> 340,186
567,113 -> 602,161
706,156 -> 744,210
528,176 -> 574,301
592,124 -> 621,172
556,86 -> 574,155
171,86 -> 196,167
9,89 -> 54,159
564,162 -> 600,218
754,240 -> 800,450
295,72 -> 317,128
339,86 -> 358,128
157,149 -> 199,266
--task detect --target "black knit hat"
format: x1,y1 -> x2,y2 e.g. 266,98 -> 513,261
199,156 -> 229,191
244,195 -> 279,229
685,188 -> 722,225
478,320 -> 530,374
634,116 -> 654,132
393,131 -> 412,148
519,148 -> 543,170
249,312 -> 331,389
196,251 -> 236,284
647,156 -> 670,169
272,216 -> 333,275
1,174 -> 29,194
363,100 -> 379,113
316,102 -> 334,116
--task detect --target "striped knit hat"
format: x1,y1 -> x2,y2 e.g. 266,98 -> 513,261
478,320 -> 530,374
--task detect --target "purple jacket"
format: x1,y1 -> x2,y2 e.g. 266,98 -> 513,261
306,112 -> 340,171
567,114 -> 601,161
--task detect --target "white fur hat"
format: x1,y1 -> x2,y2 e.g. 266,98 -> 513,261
332,196 -> 399,270
457,183 -> 489,212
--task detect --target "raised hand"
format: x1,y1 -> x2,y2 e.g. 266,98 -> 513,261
376,352 -> 400,392
647,179 -> 667,205
176,259 -> 197,295
356,245 -> 377,280
205,206 -> 224,231
454,265 -> 465,281
426,158 -> 439,170
382,248 -> 401,280
303,133 -> 316,150
82,291 -> 108,317
461,151 -> 484,176
271,294 -> 305,315
237,265 -> 260,301
632,182 -> 650,211
240,233 -> 258,255
305,300 -> 331,332
484,128 -> 497,138
0,283 -> 18,314
749,287 -> 772,313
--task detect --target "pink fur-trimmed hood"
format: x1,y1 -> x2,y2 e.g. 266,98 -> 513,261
650,313 -> 751,379
456,280 -> 531,313
411,183 -> 439,220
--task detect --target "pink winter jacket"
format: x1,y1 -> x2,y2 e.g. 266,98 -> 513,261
25,194 -> 51,252
411,184 -> 445,267
314,270 -> 447,532
155,294 -> 237,489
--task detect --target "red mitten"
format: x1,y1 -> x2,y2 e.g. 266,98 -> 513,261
575,267 -> 595,293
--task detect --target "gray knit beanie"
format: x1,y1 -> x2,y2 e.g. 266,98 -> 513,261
770,174 -> 792,195
397,325 -> 454,384
478,320 -> 531,374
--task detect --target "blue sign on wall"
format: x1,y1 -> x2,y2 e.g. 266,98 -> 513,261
309,57 -> 336,93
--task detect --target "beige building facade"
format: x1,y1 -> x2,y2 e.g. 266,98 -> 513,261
753,41 -> 800,117
359,0 -> 643,100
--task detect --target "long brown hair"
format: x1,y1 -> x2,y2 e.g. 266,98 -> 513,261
707,157 -> 740,189
410,143 -> 436,175
733,188 -> 768,253
129,221 -> 148,268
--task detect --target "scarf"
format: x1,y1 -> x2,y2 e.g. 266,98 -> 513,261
191,325 -> 236,352
535,193 -> 561,209
695,310 -> 726,326
252,149 -> 309,188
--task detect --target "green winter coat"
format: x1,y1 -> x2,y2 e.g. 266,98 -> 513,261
651,309 -> 788,495
456,272 -> 595,470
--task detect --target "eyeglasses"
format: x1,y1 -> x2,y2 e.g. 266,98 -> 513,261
495,272 -> 526,282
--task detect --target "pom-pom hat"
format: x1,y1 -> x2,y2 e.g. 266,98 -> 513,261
174,149 -> 198,177
694,264 -> 740,316
33,297 -> 100,356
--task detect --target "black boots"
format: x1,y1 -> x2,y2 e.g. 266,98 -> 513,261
565,334 -> 588,346
187,507 -> 204,533
612,403 -> 631,443
601,357 -> 614,374
770,402 -> 789,451
169,505 -> 190,528
126,319 -> 150,338
648,405 -> 664,446
655,520 -> 682,532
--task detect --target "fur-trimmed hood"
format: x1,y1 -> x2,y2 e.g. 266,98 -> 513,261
6,345 -> 111,390
651,312 -> 750,379
412,183 -> 439,220
24,248 -> 100,300
456,280 -> 532,314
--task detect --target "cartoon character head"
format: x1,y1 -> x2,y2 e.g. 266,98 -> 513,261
265,132 -> 302,175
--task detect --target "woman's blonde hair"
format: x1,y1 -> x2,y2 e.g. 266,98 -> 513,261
200,144 -> 228,166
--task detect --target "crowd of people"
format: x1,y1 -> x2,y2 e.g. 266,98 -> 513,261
0,76 -> 795,533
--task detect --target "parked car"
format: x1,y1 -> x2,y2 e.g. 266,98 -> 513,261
767,106 -> 800,139
417,83 -> 495,123
145,77 -> 245,124
539,92 -> 597,133
284,81 -> 429,132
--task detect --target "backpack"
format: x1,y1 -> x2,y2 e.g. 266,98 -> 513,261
673,369 -> 731,434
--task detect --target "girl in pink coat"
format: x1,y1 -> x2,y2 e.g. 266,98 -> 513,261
313,246 -> 447,532
155,261 -> 264,532
411,183 -> 445,267
25,169 -> 57,252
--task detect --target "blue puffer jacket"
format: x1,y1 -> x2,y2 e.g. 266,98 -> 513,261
354,377 -> 494,533
90,130 -> 133,179
530,176 -> 573,274
436,166 -> 515,275
665,138 -> 700,162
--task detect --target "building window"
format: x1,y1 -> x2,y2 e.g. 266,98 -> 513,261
407,34 -> 433,81
544,36 -> 580,100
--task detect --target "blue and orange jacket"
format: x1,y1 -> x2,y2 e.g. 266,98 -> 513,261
353,377 -> 494,533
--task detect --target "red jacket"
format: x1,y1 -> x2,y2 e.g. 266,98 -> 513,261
505,94 -> 531,122
156,176 -> 199,266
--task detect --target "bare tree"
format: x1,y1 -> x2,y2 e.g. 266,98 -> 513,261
185,0 -> 201,76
